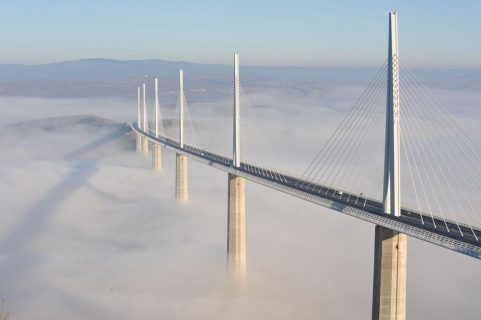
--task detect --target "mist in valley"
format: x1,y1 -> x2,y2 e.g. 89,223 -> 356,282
0,71 -> 480,319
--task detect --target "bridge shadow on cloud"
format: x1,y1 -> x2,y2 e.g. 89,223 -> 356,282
0,126 -> 131,254
0,160 -> 98,254
64,125 -> 131,160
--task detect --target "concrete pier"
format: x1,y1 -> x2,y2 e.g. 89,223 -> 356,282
227,173 -> 246,281
372,225 -> 407,320
152,144 -> 161,171
136,134 -> 142,153
175,153 -> 188,201
141,136 -> 149,154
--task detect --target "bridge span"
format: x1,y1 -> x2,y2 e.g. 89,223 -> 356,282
132,124 -> 481,259
130,11 -> 480,320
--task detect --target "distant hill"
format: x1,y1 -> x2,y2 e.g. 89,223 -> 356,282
0,58 -> 224,81
0,58 -> 478,99
0,58 -> 391,99
0,58 -> 376,82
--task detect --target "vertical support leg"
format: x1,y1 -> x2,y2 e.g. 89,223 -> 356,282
372,225 -> 407,320
152,144 -> 161,171
227,173 -> 246,283
175,153 -> 188,201
136,134 -> 142,153
141,137 -> 149,154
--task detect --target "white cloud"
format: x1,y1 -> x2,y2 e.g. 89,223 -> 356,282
0,83 -> 479,319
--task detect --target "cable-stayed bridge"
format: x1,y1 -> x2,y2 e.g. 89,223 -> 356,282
131,12 -> 480,320
132,126 -> 481,255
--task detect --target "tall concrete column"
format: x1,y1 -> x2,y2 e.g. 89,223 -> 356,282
141,83 -> 149,155
136,132 -> 142,153
175,153 -> 188,201
136,86 -> 142,153
227,173 -> 246,281
372,226 -> 407,320
153,145 -> 161,171
152,78 -> 161,171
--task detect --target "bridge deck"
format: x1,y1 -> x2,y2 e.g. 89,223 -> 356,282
132,124 -> 481,260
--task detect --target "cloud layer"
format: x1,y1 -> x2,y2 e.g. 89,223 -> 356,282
0,81 -> 480,319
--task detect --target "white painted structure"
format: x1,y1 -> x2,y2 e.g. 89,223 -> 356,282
233,53 -> 241,168
179,69 -> 184,149
383,12 -> 401,217
152,78 -> 161,171
176,69 -> 188,200
228,53 -> 246,283
142,83 -> 148,133
141,83 -> 149,154
155,78 -> 160,138
136,86 -> 142,153
137,86 -> 141,129
373,12 -> 407,320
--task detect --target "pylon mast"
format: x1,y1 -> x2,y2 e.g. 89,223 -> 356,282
155,78 -> 159,137
143,83 -> 148,132
383,12 -> 401,217
179,69 -> 184,148
233,53 -> 240,168
137,86 -> 141,128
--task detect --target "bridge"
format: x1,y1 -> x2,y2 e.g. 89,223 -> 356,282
131,12 -> 480,320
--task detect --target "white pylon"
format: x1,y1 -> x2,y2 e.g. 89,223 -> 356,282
136,86 -> 142,154
137,86 -> 141,128
141,83 -> 149,154
152,78 -> 162,171
382,12 -> 401,217
179,69 -> 184,148
233,53 -> 240,168
155,78 -> 159,137
143,83 -> 148,132
176,69 -> 188,200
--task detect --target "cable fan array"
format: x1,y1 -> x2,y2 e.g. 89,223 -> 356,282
181,80 -> 289,184
297,60 -> 481,238
297,61 -> 389,200
142,62 -> 480,240
398,62 -> 481,236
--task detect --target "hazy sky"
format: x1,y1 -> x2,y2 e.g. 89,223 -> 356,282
1,0 -> 480,67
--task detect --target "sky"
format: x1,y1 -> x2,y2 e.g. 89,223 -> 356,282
1,0 -> 480,67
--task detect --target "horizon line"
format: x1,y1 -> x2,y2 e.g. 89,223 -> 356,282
0,57 -> 480,71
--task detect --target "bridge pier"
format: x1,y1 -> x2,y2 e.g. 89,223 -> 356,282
227,173 -> 246,282
175,153 -> 188,201
152,144 -> 161,171
141,136 -> 149,154
136,134 -> 142,153
372,225 -> 407,320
